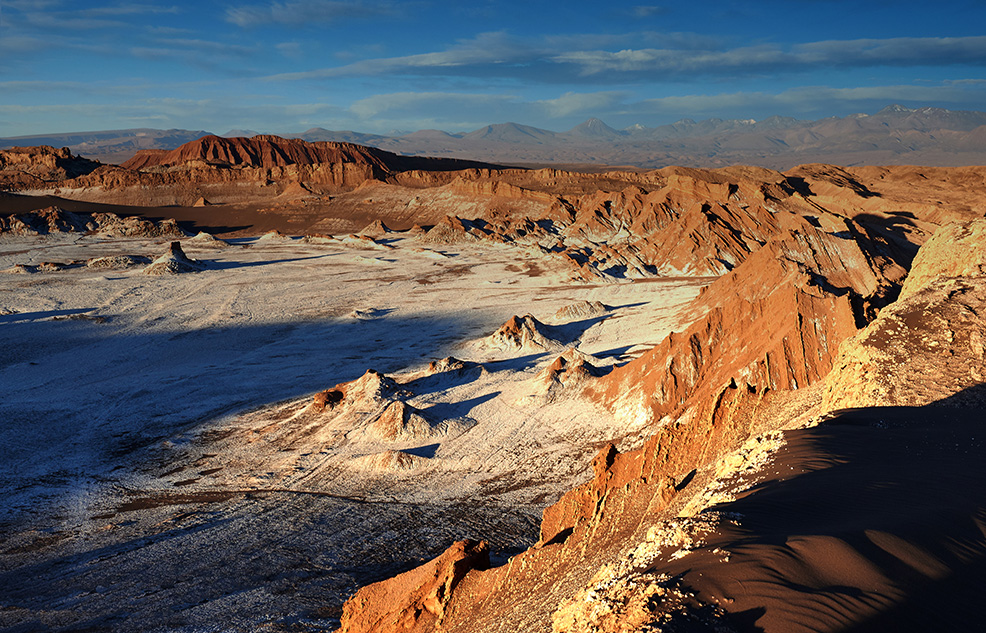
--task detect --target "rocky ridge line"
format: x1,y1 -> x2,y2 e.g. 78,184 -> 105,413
332,194 -> 981,633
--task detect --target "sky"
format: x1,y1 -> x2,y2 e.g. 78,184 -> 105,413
1,0 -> 985,137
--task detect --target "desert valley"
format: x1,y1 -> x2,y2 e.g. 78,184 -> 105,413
1,130 -> 986,633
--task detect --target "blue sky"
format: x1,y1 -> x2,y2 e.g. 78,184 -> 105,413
1,0 -> 985,136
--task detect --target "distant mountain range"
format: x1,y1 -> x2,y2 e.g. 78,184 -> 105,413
4,105 -> 986,169
0,128 -> 213,166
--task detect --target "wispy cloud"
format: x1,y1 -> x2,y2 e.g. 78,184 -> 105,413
535,91 -> 627,117
16,11 -> 125,31
1,0 -> 63,11
0,80 -> 86,92
943,78 -> 986,86
276,41 -> 304,59
266,34 -> 986,85
560,36 -> 986,77
627,82 -> 986,117
349,91 -> 519,119
79,4 -> 181,17
795,36 -> 986,67
628,5 -> 669,18
266,31 -> 536,81
226,0 -> 398,28
131,38 -> 254,58
0,2 -> 184,59
0,34 -> 51,56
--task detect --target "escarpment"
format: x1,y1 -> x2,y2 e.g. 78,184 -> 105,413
0,145 -> 101,187
121,135 -> 500,175
591,214 -> 907,428
2,135 -> 510,206
333,168 -> 986,633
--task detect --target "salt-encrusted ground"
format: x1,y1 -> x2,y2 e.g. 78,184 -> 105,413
0,233 -> 705,632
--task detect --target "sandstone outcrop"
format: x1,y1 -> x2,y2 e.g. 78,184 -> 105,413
0,137 -> 503,206
822,220 -> 986,411
558,272 -> 986,633
552,300 -> 608,322
309,369 -> 404,415
257,230 -> 292,242
823,277 -> 986,411
306,369 -> 473,445
897,217 -> 986,300
86,255 -> 152,269
1,261 -> 74,274
417,216 -> 483,244
142,241 -> 205,275
338,540 -> 490,633
122,135 -> 396,173
426,357 -> 469,375
0,206 -> 93,235
368,401 -> 431,441
533,348 -> 603,397
122,135 -> 498,175
0,145 -> 100,188
408,163 -> 942,282
351,449 -> 432,472
483,315 -> 563,353
358,220 -> 393,238
590,217 -> 905,428
7,138 -> 986,264
187,231 -> 230,248
0,206 -> 188,238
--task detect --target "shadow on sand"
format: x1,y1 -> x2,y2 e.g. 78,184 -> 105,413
663,384 -> 986,633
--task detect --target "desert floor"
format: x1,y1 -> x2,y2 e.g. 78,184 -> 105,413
0,232 -> 705,632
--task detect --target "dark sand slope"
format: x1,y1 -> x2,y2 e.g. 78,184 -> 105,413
654,396 -> 986,633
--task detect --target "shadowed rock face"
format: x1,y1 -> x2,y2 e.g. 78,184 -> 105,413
588,217 -> 906,429
823,223 -> 986,410
0,145 -> 101,187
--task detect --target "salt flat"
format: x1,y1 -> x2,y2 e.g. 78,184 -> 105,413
0,233 -> 703,631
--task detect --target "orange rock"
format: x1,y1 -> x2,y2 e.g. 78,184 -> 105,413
337,540 -> 490,633
588,221 -> 903,427
0,145 -> 100,185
